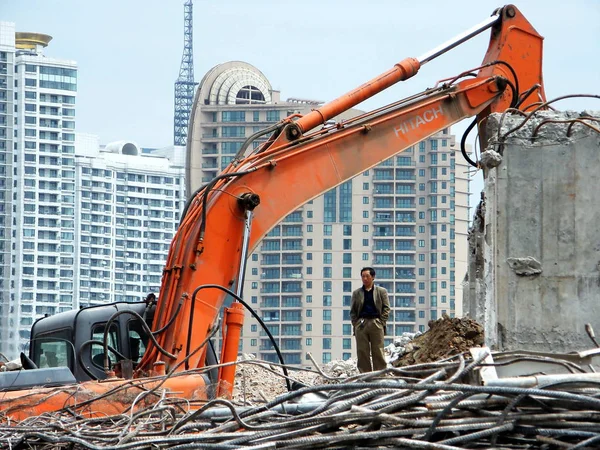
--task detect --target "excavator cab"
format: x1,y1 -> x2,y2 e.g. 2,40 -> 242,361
29,301 -> 155,381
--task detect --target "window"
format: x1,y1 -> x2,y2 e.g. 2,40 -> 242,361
91,324 -> 119,368
266,110 -> 280,121
221,111 -> 245,122
324,238 -> 332,250
323,225 -> 332,236
323,310 -> 332,321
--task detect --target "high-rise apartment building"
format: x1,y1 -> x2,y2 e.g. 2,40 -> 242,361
0,23 -> 16,358
0,24 -> 77,356
188,61 -> 470,367
0,23 -> 186,357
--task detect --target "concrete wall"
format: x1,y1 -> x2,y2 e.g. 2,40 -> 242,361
464,111 -> 600,353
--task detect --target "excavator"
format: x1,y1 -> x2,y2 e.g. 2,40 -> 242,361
0,4 -> 545,420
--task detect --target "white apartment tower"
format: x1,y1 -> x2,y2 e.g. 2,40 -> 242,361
0,25 -> 78,356
0,23 -> 186,357
188,62 -> 470,367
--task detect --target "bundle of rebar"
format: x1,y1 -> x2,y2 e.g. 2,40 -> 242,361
2,354 -> 600,449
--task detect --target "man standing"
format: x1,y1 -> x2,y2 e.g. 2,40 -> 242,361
350,267 -> 391,373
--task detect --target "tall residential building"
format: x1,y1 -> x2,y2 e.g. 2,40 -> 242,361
188,61 -> 470,367
0,22 -> 186,357
0,25 -> 77,357
0,23 -> 16,354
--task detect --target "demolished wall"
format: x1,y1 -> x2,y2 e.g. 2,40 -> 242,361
464,110 -> 600,352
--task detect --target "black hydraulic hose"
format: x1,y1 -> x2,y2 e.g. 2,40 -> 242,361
77,339 -> 126,381
185,284 -> 291,392
102,309 -> 176,373
490,60 -> 520,103
460,80 -> 516,168
460,60 -> 520,168
152,297 -> 184,336
234,123 -> 282,161
199,169 -> 257,242
179,183 -> 208,227
460,118 -> 479,167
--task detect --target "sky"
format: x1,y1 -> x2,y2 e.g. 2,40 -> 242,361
3,0 -> 600,200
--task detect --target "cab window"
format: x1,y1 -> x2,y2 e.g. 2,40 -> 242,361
32,328 -> 73,369
127,319 -> 149,364
91,324 -> 119,368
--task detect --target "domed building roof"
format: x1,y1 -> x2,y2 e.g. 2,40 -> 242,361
197,61 -> 272,106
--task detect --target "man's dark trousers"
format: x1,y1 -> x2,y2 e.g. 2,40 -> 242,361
355,318 -> 386,373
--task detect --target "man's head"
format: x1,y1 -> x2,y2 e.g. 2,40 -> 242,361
360,267 -> 376,289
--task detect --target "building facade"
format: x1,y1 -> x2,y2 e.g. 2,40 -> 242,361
188,61 -> 470,367
0,22 -> 186,357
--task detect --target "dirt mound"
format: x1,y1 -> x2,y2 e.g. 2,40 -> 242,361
393,315 -> 484,366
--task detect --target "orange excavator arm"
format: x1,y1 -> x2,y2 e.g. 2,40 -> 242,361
1,5 -> 545,420
140,4 -> 543,395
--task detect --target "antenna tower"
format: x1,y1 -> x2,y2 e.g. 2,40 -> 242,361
174,0 -> 197,146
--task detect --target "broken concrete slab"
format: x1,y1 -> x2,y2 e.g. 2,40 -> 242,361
464,110 -> 600,353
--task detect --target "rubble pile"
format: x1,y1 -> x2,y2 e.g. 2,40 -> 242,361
394,315 -> 485,366
385,331 -> 421,365
232,354 -> 361,405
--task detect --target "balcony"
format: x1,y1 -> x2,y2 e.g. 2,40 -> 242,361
396,188 -> 417,195
373,201 -> 394,210
395,258 -> 416,265
395,202 -> 416,209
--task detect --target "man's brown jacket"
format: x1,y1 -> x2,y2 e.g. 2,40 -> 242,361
350,285 -> 391,328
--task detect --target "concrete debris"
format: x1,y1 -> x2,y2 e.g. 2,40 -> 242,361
506,256 -> 543,276
478,149 -> 502,170
386,331 -> 421,365
232,354 -> 360,405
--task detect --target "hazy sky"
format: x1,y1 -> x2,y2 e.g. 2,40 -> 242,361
3,0 -> 600,197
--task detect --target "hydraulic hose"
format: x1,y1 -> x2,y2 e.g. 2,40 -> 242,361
185,284 -> 291,392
